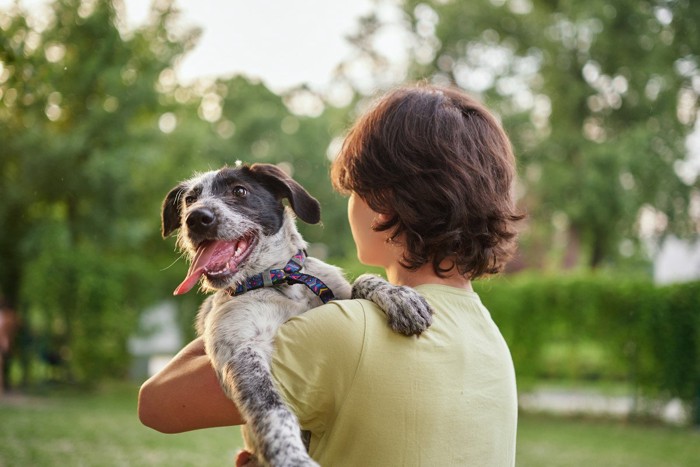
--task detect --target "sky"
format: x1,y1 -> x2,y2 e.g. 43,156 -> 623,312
0,0 -> 387,92
124,0 -> 377,91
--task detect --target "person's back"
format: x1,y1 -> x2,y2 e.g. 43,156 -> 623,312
272,284 -> 517,466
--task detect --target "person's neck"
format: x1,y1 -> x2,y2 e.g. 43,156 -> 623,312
385,261 -> 473,292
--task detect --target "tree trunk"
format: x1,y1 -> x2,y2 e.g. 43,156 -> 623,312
589,232 -> 607,269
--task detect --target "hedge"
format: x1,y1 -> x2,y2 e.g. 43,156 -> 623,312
474,274 -> 700,424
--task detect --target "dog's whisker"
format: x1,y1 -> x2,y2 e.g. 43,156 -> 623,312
160,252 -> 187,272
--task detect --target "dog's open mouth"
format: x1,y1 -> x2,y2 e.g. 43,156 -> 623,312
173,235 -> 256,295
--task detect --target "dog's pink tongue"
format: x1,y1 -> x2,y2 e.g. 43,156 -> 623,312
173,241 -> 236,295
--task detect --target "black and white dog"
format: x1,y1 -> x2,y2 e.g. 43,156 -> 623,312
161,163 -> 432,466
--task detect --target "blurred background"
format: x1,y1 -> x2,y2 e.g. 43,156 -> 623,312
1,0 -> 699,465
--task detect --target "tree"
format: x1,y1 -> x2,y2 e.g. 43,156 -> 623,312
343,0 -> 700,269
0,0 -> 362,383
0,0 -> 198,381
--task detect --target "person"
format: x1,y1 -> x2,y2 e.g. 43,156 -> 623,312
139,83 -> 523,466
0,298 -> 19,393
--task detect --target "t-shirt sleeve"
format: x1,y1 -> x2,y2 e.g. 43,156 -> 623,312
270,300 -> 367,434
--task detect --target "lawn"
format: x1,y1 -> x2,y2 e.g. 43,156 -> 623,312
1,384 -> 699,466
0,384 -> 244,466
517,415 -> 700,466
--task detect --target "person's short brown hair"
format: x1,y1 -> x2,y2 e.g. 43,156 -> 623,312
331,84 -> 524,279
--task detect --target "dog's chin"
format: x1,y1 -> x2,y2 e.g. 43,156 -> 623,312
202,268 -> 247,291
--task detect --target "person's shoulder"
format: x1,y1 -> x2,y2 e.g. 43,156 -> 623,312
272,299 -> 373,433
277,299 -> 374,343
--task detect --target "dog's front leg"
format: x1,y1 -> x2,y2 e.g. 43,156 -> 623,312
218,344 -> 317,467
205,295 -> 318,467
352,274 -> 434,336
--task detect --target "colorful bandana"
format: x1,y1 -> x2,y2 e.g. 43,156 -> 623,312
226,250 -> 335,304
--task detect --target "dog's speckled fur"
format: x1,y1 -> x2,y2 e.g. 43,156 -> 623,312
161,163 -> 433,466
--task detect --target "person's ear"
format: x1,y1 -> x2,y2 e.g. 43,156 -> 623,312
371,211 -> 395,231
376,212 -> 392,224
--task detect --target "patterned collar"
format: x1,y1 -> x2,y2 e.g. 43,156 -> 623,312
226,250 -> 335,304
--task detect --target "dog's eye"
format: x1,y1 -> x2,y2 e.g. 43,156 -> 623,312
232,186 -> 247,197
185,194 -> 197,205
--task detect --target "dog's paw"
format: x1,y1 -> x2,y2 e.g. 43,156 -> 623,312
352,274 -> 434,336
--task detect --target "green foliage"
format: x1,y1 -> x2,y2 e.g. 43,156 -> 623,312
395,0 -> 700,268
476,274 -> 700,422
0,0 -> 354,385
0,0 -> 198,384
3,0 -> 697,394
20,244 -> 150,381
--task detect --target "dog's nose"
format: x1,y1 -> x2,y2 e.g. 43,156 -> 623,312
187,208 -> 217,232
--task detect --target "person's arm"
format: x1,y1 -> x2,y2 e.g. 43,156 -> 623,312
138,336 -> 245,433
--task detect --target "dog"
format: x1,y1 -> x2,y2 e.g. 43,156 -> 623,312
161,162 -> 433,466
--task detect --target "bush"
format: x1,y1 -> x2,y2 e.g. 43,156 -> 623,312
475,274 -> 700,424
19,243 -> 159,384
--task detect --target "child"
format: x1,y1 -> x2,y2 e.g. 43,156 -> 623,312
139,83 -> 523,466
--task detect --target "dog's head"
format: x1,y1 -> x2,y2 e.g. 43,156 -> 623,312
161,163 -> 321,295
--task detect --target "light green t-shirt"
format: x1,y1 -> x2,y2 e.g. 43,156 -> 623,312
271,284 -> 517,466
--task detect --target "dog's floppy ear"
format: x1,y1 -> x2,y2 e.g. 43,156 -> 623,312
249,163 -> 321,224
161,183 -> 186,238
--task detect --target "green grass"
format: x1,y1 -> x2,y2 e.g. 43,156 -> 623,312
0,384 -> 244,466
1,384 -> 699,466
517,414 -> 700,467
